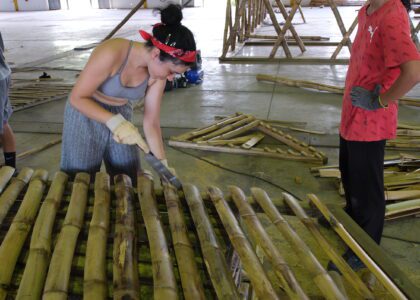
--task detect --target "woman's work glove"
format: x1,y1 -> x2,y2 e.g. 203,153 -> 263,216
350,84 -> 386,111
106,114 -> 149,151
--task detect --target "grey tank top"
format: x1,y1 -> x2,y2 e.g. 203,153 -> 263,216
97,41 -> 148,103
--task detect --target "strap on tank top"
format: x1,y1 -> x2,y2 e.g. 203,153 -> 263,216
117,40 -> 133,74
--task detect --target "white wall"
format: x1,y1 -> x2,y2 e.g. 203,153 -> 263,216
0,0 -> 49,11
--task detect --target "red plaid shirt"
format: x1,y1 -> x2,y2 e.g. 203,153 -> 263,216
340,0 -> 420,141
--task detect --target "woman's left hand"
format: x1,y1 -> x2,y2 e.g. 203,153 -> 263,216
350,84 -> 383,110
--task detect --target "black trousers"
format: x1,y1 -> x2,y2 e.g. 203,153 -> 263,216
339,136 -> 386,244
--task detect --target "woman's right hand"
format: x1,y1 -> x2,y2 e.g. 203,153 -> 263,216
106,114 -> 149,152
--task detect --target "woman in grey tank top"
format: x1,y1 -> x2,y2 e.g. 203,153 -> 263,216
61,4 -> 197,183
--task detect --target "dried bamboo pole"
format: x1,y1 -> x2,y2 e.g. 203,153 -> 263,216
209,119 -> 260,140
282,193 -> 374,299
183,184 -> 240,299
113,175 -> 139,300
163,182 -> 205,300
16,171 -> 68,300
194,115 -> 255,142
307,194 -> 408,299
0,167 -> 33,225
229,186 -> 308,300
208,186 -> 279,300
222,0 -> 233,57
0,166 -> 14,194
43,173 -> 90,300
251,188 -> 345,300
385,190 -> 420,201
242,132 -> 265,149
83,172 -> 110,300
385,199 -> 420,219
328,0 -> 352,53
172,113 -> 243,141
331,16 -> 358,59
17,137 -> 62,160
0,169 -> 48,300
138,172 -> 178,299
197,133 -> 261,146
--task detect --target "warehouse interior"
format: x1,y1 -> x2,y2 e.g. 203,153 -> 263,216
0,0 -> 419,299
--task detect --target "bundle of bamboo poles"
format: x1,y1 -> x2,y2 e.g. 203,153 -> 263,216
0,167 -> 414,298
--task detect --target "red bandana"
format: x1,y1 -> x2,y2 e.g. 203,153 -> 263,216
139,30 -> 196,63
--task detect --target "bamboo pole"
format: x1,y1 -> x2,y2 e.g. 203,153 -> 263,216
307,194 -> 408,299
251,188 -> 345,300
241,132 -> 265,149
83,172 -> 111,300
385,190 -> 420,201
282,193 -> 374,299
113,174 -> 139,300
208,186 -> 279,300
163,182 -> 205,300
385,199 -> 420,219
222,0 -> 233,57
331,16 -> 358,59
43,172 -> 90,300
229,186 -> 308,300
0,167 -> 33,225
138,172 -> 178,299
209,119 -> 260,141
17,137 -> 62,160
0,169 -> 48,300
0,166 -> 14,194
183,184 -> 240,299
328,0 -> 352,53
16,171 -> 68,300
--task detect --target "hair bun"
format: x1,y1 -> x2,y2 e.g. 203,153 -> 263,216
160,4 -> 183,26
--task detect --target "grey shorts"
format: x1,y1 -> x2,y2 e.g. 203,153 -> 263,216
60,99 -> 140,183
0,75 -> 13,134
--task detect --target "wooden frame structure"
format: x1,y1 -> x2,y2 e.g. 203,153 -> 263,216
169,112 -> 328,164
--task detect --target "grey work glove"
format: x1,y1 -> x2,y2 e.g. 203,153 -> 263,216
350,84 -> 383,111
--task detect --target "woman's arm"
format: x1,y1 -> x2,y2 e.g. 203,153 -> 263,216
69,39 -> 126,123
381,60 -> 420,105
142,79 -> 166,159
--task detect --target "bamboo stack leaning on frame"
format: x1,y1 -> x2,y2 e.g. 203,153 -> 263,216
0,169 -> 48,300
83,172 -> 111,300
0,166 -> 14,194
137,172 -> 178,299
16,172 -> 69,300
183,184 -> 240,299
282,193 -> 374,299
163,182 -> 206,300
43,172 -> 90,300
0,167 -> 34,225
113,174 -> 139,300
251,188 -> 346,300
207,186 -> 279,300
229,186 -> 308,300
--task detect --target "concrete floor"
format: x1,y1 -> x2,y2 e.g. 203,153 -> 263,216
1,0 -> 420,290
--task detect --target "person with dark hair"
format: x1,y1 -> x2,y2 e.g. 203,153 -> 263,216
61,4 -> 196,182
329,0 -> 420,271
0,32 -> 16,169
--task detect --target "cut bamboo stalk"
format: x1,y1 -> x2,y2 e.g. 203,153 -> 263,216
222,0 -> 232,57
16,171 -> 68,300
194,115 -> 255,141
251,188 -> 345,300
229,186 -> 308,300
307,194 -> 408,299
43,172 -> 90,300
113,174 -> 139,300
0,169 -> 48,300
385,190 -> 420,201
183,184 -> 240,300
331,16 -> 358,59
282,193 -> 374,299
0,166 -> 15,194
138,172 -> 178,299
209,119 -> 261,141
0,167 -> 33,226
242,132 -> 265,149
385,199 -> 420,219
197,133 -> 260,146
83,172 -> 110,300
208,186 -> 279,300
163,182 -> 205,300
17,137 -> 62,160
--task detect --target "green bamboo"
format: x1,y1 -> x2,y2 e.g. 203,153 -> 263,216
113,174 -> 139,300
251,188 -> 345,300
16,171 -> 68,300
163,182 -> 206,300
282,193 -> 374,299
229,186 -> 308,300
43,173 -> 90,300
138,172 -> 178,299
208,186 -> 279,300
0,167 -> 34,225
184,184 -> 240,299
0,169 -> 48,300
0,166 -> 14,194
84,172 -> 110,300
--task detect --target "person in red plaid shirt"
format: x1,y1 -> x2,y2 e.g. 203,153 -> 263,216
330,0 -> 420,271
